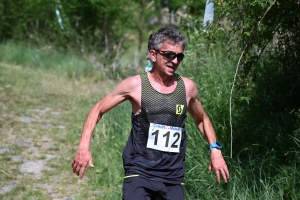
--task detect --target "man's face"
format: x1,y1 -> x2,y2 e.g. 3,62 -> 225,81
150,41 -> 184,77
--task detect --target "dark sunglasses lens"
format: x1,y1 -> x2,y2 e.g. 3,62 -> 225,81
160,51 -> 184,61
163,52 -> 176,60
177,54 -> 184,61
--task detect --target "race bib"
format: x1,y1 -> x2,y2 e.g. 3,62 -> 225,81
146,123 -> 182,153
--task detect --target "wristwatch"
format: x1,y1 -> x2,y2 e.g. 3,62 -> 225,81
210,141 -> 222,150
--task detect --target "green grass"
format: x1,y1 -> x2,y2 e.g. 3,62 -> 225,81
0,41 -> 104,80
0,41 -> 299,200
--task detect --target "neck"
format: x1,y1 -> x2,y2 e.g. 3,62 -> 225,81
149,71 -> 176,87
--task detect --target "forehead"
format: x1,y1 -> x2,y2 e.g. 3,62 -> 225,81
161,41 -> 184,52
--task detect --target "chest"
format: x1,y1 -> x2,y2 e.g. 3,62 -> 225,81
149,81 -> 177,94
141,80 -> 187,116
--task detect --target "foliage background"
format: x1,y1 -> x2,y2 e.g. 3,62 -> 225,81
0,0 -> 299,199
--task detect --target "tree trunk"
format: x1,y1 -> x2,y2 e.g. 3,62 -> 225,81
136,0 -> 146,69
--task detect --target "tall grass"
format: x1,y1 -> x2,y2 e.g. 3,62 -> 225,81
89,102 -> 132,199
179,36 -> 236,199
177,29 -> 300,199
0,41 -> 104,80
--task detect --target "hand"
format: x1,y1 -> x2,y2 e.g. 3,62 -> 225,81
208,149 -> 230,183
72,148 -> 94,179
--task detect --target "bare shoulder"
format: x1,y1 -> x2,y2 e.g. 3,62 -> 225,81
112,75 -> 141,95
181,76 -> 198,95
180,76 -> 200,108
120,75 -> 141,89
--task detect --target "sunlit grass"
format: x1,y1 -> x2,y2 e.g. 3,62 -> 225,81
0,41 -> 104,80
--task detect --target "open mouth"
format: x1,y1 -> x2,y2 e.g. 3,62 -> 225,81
166,64 -> 176,69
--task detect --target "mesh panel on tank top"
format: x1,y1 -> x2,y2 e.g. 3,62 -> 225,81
140,72 -> 187,161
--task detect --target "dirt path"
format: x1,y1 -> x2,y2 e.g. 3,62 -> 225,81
1,108 -> 87,199
0,63 -> 111,199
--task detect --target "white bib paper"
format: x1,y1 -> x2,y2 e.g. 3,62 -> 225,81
146,123 -> 182,153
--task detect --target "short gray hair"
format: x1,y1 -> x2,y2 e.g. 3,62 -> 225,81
148,27 -> 187,52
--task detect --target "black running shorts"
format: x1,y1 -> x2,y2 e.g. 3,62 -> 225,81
122,175 -> 185,200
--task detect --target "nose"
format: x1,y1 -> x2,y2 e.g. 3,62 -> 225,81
171,56 -> 180,64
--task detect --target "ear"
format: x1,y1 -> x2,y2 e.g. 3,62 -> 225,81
149,49 -> 157,62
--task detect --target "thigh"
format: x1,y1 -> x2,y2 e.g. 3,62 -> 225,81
122,176 -> 155,200
163,183 -> 185,200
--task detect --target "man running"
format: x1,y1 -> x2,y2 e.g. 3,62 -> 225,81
72,27 -> 230,200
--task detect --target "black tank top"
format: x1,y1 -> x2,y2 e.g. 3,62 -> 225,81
122,73 -> 187,184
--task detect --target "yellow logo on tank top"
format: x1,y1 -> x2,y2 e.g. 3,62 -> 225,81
176,104 -> 184,114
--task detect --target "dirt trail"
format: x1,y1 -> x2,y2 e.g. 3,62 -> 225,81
1,109 -> 86,199
0,63 -> 106,199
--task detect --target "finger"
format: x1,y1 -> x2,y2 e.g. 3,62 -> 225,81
79,165 -> 87,179
208,162 -> 212,173
224,167 -> 230,179
220,168 -> 228,182
72,161 -> 77,171
72,162 -> 78,173
75,164 -> 82,176
89,159 -> 94,168
215,169 -> 221,183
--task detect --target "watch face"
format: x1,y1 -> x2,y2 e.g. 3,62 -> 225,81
210,141 -> 222,150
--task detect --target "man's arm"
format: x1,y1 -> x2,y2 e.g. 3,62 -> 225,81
72,76 -> 139,179
185,78 -> 230,183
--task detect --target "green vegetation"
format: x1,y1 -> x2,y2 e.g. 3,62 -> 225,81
0,0 -> 299,199
1,37 -> 299,200
0,42 -> 104,80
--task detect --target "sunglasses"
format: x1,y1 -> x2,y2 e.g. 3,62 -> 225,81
155,50 -> 185,62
